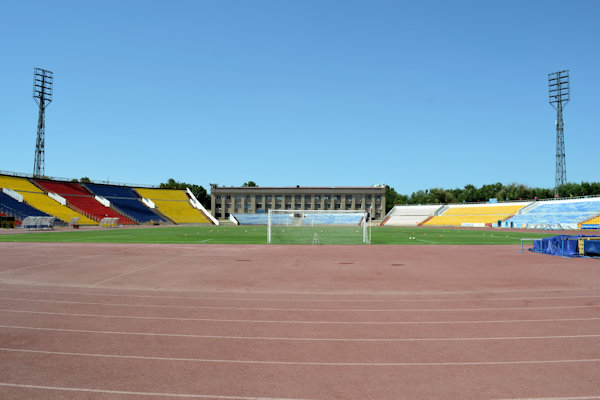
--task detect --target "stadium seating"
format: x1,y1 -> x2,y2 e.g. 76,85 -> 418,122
0,191 -> 51,221
382,205 -> 443,226
34,180 -> 136,225
580,214 -> 600,227
231,213 -> 270,225
302,213 -> 363,225
505,199 -> 600,229
424,203 -> 528,227
84,183 -> 169,224
0,175 -> 97,225
135,188 -> 211,224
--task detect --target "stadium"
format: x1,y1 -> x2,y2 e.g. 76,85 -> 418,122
2,3 -> 600,400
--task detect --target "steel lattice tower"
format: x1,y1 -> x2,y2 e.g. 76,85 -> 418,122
33,68 -> 53,178
548,70 -> 569,195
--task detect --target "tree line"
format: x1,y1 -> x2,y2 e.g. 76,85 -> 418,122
385,182 -> 600,212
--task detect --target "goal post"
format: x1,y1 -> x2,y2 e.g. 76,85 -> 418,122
267,209 -> 371,245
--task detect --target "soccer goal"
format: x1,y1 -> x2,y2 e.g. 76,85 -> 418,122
267,209 -> 371,245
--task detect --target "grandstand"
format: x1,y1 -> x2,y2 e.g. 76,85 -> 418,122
0,191 -> 50,221
85,183 -> 170,224
35,180 -> 136,224
504,198 -> 600,229
381,205 -> 443,226
134,188 -> 212,224
423,203 -> 529,227
0,175 -> 97,225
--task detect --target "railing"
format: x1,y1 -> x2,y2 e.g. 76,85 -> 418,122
0,170 -> 157,188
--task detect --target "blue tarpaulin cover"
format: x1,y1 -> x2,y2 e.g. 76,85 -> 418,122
530,235 -> 599,257
584,240 -> 600,256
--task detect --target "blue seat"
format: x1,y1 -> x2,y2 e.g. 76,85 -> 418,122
506,200 -> 600,227
0,191 -> 50,221
84,183 -> 168,224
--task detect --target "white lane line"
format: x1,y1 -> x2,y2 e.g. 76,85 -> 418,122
2,288 -> 599,303
1,296 -> 598,313
0,382 -> 311,400
88,255 -> 183,287
2,347 -> 600,366
3,309 -> 600,325
2,325 -> 600,342
0,254 -> 103,275
1,284 -> 598,298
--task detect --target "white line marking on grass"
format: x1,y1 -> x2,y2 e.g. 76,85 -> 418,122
1,347 -> 600,366
1,324 -> 600,342
2,309 -> 600,326
0,382 -> 312,400
2,288 -> 599,304
1,296 -> 598,313
88,255 -> 183,287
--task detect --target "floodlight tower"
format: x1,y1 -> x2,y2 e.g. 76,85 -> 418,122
33,67 -> 53,178
548,70 -> 569,195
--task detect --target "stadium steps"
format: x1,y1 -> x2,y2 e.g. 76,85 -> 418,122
580,214 -> 600,227
418,216 -> 434,226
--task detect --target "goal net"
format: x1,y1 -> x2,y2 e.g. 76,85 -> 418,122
267,209 -> 371,245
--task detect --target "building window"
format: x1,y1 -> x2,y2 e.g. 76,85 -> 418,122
256,203 -> 262,209
305,195 -> 311,201
366,203 -> 372,209
325,203 -> 331,209
216,195 -> 221,200
285,204 -> 291,209
334,203 -> 341,209
334,195 -> 341,201
345,195 -> 352,201
295,203 -> 301,209
255,195 -> 263,201
285,195 -> 291,201
275,204 -> 282,209
356,203 -> 362,209
314,195 -> 321,201
226,195 -> 231,200
235,195 -> 242,201
266,195 -> 272,201
295,195 -> 302,201
266,203 -> 272,209
276,195 -> 282,201
305,203 -> 311,209
366,195 -> 372,200
245,195 -> 251,201
356,195 -> 362,201
375,196 -> 381,202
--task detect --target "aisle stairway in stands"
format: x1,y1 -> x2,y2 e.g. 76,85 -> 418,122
34,180 -> 136,224
85,183 -> 170,224
0,175 -> 97,225
134,188 -> 211,224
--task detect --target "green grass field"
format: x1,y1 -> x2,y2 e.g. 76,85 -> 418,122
0,225 -> 554,245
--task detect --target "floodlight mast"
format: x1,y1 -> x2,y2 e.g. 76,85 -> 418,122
548,70 -> 569,195
33,67 -> 53,178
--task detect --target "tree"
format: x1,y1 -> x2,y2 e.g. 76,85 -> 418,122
159,178 -> 209,208
80,177 -> 91,183
242,181 -> 258,187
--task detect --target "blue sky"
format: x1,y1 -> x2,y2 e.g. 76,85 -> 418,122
1,1 -> 598,194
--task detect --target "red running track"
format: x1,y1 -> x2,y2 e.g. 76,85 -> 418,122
0,242 -> 599,400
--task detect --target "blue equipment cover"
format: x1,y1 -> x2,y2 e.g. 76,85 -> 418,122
530,235 -> 599,257
584,240 -> 600,256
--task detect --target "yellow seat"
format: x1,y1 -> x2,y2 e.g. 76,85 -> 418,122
0,175 -> 97,225
135,188 -> 211,224
424,204 -> 526,226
